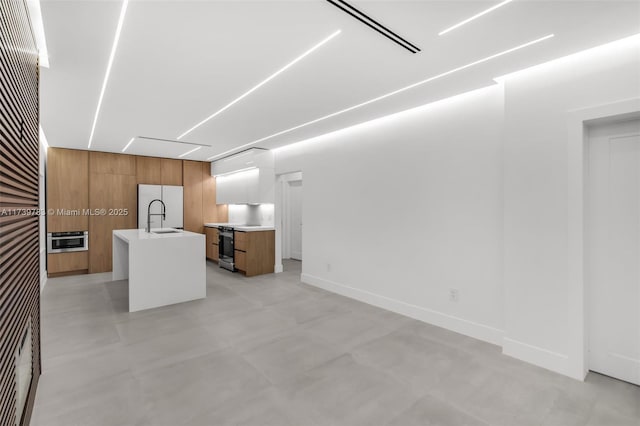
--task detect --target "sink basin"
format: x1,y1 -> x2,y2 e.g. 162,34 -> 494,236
151,229 -> 182,234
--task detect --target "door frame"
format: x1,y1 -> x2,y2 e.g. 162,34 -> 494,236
285,180 -> 303,260
274,171 -> 303,273
567,97 -> 640,380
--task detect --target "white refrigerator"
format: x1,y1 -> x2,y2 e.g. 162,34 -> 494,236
138,184 -> 184,230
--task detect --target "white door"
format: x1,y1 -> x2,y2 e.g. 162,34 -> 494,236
587,118 -> 640,385
138,184 -> 162,229
162,185 -> 184,229
288,180 -> 303,261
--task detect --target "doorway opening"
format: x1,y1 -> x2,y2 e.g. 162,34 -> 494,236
585,117 -> 640,386
285,180 -> 302,261
279,172 -> 303,273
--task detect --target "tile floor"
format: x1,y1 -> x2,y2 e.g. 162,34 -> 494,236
32,260 -> 639,426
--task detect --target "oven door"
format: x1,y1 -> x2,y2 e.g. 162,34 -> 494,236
47,232 -> 88,253
218,229 -> 235,271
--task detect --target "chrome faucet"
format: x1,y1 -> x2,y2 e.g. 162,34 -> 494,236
146,199 -> 166,233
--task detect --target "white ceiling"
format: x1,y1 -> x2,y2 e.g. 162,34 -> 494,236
40,0 -> 640,161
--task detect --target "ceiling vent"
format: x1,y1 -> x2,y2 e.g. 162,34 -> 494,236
325,0 -> 421,54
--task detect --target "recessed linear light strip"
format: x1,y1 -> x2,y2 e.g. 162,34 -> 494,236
121,135 -> 211,152
214,166 -> 258,178
177,29 -> 342,140
136,136 -> 210,147
25,0 -> 50,67
178,146 -> 202,158
87,0 -> 129,148
121,137 -> 135,152
439,0 -> 513,36
207,33 -> 554,161
39,126 -> 49,149
493,33 -> 640,83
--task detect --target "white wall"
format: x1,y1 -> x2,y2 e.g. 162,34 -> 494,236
275,85 -> 506,344
501,35 -> 640,376
274,35 -> 640,378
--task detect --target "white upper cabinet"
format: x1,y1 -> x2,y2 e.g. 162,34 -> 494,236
212,149 -> 274,204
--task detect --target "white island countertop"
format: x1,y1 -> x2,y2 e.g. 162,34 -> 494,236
113,228 -> 206,312
204,223 -> 275,232
114,228 -> 204,242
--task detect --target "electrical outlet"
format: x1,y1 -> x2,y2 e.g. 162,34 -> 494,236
449,289 -> 459,302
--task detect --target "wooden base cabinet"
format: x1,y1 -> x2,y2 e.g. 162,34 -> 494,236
233,230 -> 274,277
205,227 -> 219,261
234,250 -> 246,271
47,252 -> 88,277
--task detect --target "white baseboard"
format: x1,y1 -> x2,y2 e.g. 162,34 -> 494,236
502,337 -> 575,378
274,263 -> 283,273
301,273 -> 504,346
300,273 -> 583,379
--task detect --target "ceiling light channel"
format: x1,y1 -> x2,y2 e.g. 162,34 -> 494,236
177,29 -> 342,140
178,146 -> 202,158
87,0 -> 129,149
439,0 -> 513,36
121,137 -> 135,152
207,33 -> 554,160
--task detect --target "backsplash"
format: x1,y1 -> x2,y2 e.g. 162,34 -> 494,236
228,204 -> 274,226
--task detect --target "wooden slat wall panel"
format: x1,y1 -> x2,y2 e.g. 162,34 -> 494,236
0,0 -> 41,425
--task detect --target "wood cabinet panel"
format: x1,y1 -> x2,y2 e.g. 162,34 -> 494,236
136,156 -> 162,185
217,204 -> 229,222
202,162 -> 218,223
234,250 -> 246,271
231,231 -> 274,276
88,173 -> 137,273
47,252 -> 88,276
234,231 -> 247,251
183,160 -> 203,234
205,227 -> 219,261
206,238 -> 214,260
46,148 -> 89,232
161,158 -> 183,185
245,231 -> 275,277
90,151 -> 136,175
212,243 -> 219,261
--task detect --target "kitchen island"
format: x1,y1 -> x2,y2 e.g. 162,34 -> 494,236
113,229 -> 206,312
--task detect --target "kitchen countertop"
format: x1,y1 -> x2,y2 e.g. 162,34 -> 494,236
114,228 -> 203,242
204,223 -> 275,232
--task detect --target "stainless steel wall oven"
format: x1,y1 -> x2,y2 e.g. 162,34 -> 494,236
47,231 -> 88,253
